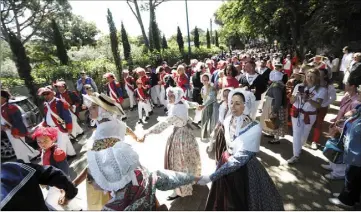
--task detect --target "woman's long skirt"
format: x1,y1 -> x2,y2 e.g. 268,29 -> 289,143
164,126 -> 202,197
214,124 -> 226,162
205,152 -> 284,210
260,96 -> 287,137
201,103 -> 215,140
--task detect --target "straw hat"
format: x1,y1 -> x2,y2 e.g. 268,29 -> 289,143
82,93 -> 124,115
37,86 -> 55,96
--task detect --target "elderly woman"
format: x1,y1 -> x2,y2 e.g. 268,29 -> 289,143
197,89 -> 284,210
260,69 -> 287,144
328,104 -> 361,208
72,93 -> 139,210
140,87 -> 201,200
87,142 -> 201,210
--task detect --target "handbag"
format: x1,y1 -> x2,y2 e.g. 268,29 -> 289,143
323,138 -> 344,164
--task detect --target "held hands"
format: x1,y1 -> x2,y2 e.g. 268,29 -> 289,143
58,189 -> 69,206
196,175 -> 211,185
197,105 -> 205,110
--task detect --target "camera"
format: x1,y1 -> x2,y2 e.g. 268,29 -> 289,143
298,85 -> 305,93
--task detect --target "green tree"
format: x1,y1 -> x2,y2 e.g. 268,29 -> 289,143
106,9 -> 123,83
206,29 -> 211,49
150,20 -> 161,51
176,26 -> 184,53
162,34 -> 168,50
194,26 -> 200,48
215,30 -> 219,47
1,0 -> 71,103
121,21 -> 132,61
7,31 -> 39,105
51,19 -> 69,65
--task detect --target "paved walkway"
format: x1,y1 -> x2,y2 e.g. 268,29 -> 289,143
40,94 -> 359,210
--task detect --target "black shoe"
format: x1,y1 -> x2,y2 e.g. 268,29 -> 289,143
138,119 -> 142,124
145,116 -> 149,121
166,195 -> 180,201
122,117 -> 127,121
164,108 -> 168,112
149,111 -> 153,116
130,107 -> 134,111
158,104 -> 164,108
268,139 -> 280,144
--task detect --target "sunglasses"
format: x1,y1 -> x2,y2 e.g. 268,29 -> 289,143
85,88 -> 92,90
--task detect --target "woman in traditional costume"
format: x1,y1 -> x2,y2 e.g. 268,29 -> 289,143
197,88 -> 284,210
140,87 -> 201,201
260,69 -> 288,144
207,87 -> 233,158
199,72 -> 217,140
87,142 -> 201,211
72,93 -> 139,210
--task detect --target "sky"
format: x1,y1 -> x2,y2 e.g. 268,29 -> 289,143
69,1 -> 224,39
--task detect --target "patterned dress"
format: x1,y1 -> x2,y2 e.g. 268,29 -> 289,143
148,103 -> 201,197
200,85 -> 217,140
102,169 -> 195,211
206,116 -> 284,210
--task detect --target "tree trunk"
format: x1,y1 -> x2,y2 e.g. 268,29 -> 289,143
7,31 -> 41,107
134,0 -> 150,49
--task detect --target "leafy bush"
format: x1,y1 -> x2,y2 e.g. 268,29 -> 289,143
1,58 -> 18,78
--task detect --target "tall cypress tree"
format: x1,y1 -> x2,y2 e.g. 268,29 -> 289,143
206,29 -> 211,49
176,26 -> 184,53
215,30 -> 219,47
152,21 -> 161,51
121,21 -> 131,61
107,9 -> 123,83
194,26 -> 200,48
51,19 -> 69,65
162,34 -> 168,50
8,31 -> 39,107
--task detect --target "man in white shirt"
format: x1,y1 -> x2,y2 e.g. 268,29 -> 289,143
339,46 -> 353,90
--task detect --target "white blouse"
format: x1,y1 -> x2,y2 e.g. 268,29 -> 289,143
292,83 -> 326,112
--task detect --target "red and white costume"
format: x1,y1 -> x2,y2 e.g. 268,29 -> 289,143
283,58 -> 293,77
41,97 -> 76,156
134,84 -> 152,120
123,71 -> 136,108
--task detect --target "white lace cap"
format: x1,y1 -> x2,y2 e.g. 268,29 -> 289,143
228,88 -> 256,116
87,142 -> 140,192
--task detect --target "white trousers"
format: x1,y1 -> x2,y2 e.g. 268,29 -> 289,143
291,114 -> 317,157
125,87 -> 136,108
193,109 -> 202,123
138,100 -> 151,119
71,112 -> 83,138
5,130 -> 39,163
330,162 -> 347,177
159,85 -> 166,106
250,100 -> 261,120
53,127 -> 76,156
151,86 -> 160,105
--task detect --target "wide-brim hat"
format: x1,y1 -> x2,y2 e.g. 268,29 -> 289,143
80,70 -> 86,74
82,93 -> 124,115
37,86 -> 55,96
103,72 -> 115,78
53,80 -> 66,87
87,142 -> 140,192
274,62 -> 283,67
123,69 -> 129,74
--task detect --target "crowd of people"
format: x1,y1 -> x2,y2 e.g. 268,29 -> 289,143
1,45 -> 361,210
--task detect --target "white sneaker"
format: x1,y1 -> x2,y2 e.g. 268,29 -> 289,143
324,173 -> 345,180
287,156 -> 300,164
311,142 -> 318,150
321,164 -> 332,171
332,193 -> 340,197
328,198 -> 354,208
